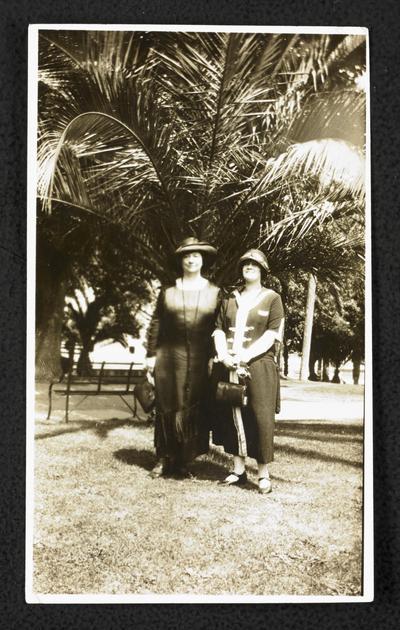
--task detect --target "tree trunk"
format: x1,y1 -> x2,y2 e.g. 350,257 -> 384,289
352,357 -> 361,385
35,241 -> 69,382
66,338 -> 76,370
331,362 -> 341,383
322,358 -> 330,382
308,348 -> 319,381
300,273 -> 317,381
283,340 -> 289,377
61,339 -> 76,376
77,344 -> 93,376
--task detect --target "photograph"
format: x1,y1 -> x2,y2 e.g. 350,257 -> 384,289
26,24 -> 372,603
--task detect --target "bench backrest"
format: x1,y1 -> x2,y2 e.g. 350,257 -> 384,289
65,362 -> 146,392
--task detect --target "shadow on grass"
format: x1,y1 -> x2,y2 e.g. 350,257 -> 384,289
276,422 -> 363,444
114,447 -> 155,471
35,416 -> 151,440
113,447 -> 260,486
190,458 -> 230,481
93,418 -> 150,438
274,442 -> 362,469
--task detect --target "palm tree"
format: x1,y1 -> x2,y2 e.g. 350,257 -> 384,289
36,30 -> 366,378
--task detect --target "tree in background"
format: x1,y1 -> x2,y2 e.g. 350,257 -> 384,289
309,267 -> 364,383
36,207 -> 154,379
35,203 -> 98,379
282,260 -> 364,384
36,31 -> 366,379
63,229 -> 153,375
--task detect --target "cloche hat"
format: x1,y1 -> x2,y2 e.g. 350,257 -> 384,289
175,237 -> 217,257
239,248 -> 269,273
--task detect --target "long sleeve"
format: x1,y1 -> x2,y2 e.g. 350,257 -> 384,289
146,289 -> 164,357
212,294 -> 229,360
213,291 -> 228,331
213,330 -> 228,360
267,294 -> 285,340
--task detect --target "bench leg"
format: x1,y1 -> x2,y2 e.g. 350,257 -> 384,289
119,395 -> 137,418
62,394 -> 89,423
65,391 -> 70,423
47,382 -> 55,420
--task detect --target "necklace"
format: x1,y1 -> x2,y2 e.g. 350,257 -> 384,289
181,286 -> 202,403
182,287 -> 202,350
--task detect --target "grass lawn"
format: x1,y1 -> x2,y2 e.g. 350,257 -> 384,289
31,381 -> 364,597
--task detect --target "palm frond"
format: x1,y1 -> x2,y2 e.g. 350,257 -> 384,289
325,34 -> 366,71
255,138 -> 365,200
38,30 -> 366,284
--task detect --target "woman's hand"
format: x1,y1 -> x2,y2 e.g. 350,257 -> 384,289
146,356 -> 156,373
220,355 -> 237,370
236,349 -> 251,364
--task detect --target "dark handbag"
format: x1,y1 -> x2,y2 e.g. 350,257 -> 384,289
216,381 -> 248,407
135,377 -> 156,413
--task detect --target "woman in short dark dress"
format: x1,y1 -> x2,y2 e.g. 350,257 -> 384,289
146,237 -> 219,477
212,249 -> 284,493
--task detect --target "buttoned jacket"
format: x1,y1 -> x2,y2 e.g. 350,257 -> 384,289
215,287 -> 284,359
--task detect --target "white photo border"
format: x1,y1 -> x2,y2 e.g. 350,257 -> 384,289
26,23 -> 372,604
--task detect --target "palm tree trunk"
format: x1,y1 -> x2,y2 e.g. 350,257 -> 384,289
300,273 -> 317,381
35,242 -> 68,381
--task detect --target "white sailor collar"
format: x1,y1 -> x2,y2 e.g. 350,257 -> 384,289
233,287 -> 272,312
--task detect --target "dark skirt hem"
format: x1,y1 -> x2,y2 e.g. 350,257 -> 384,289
154,408 -> 210,463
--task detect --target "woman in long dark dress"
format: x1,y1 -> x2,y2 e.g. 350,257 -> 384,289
146,237 -> 219,477
212,249 -> 284,493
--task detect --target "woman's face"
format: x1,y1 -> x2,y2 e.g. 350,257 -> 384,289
242,260 -> 262,283
182,251 -> 203,274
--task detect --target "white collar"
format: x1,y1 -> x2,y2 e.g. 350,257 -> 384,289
234,287 -> 268,311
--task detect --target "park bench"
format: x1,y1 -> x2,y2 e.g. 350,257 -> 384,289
47,361 -> 148,422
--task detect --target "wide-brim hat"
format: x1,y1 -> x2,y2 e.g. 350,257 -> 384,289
175,237 -> 217,257
238,248 -> 269,273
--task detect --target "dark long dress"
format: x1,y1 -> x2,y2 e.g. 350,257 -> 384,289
147,280 -> 220,463
212,288 -> 284,464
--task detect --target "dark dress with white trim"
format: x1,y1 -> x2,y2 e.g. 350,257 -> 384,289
212,288 -> 284,464
147,281 -> 220,464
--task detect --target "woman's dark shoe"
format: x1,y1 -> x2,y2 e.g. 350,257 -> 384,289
221,471 -> 247,486
175,467 -> 192,479
173,464 -> 193,479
